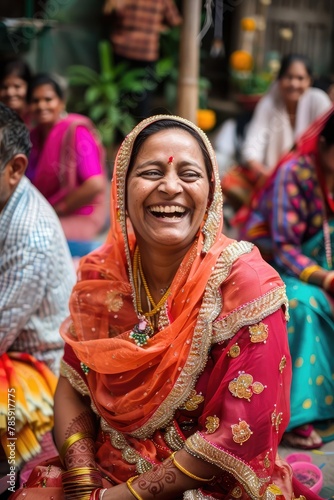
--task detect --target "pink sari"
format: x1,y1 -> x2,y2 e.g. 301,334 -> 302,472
28,114 -> 107,240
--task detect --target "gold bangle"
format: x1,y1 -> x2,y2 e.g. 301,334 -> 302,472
60,432 -> 93,464
299,265 -> 322,283
323,271 -> 334,290
170,452 -> 215,482
126,476 -> 143,500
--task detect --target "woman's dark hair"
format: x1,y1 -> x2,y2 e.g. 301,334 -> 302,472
320,112 -> 334,146
277,54 -> 313,80
0,57 -> 31,85
128,119 -> 213,182
27,73 -> 65,102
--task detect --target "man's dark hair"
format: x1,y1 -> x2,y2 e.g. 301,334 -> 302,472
0,103 -> 31,172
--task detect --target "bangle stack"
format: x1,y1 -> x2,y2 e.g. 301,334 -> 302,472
60,431 -> 93,466
299,265 -> 322,283
61,466 -> 102,500
323,271 -> 334,292
126,476 -> 144,500
90,488 -> 108,499
170,452 -> 215,482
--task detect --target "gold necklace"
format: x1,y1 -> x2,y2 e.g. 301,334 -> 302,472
137,248 -> 171,316
130,247 -> 171,346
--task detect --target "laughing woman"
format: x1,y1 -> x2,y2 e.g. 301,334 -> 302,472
26,73 -> 108,241
11,116 -> 315,499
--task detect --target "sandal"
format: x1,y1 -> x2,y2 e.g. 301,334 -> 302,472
282,424 -> 323,450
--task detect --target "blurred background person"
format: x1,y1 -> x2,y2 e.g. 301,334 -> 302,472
222,53 -> 332,213
0,57 -> 32,125
241,107 -> 334,450
103,0 -> 182,119
26,73 -> 108,242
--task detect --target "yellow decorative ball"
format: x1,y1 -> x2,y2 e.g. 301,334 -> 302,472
230,50 -> 254,71
197,109 -> 216,131
241,17 -> 256,31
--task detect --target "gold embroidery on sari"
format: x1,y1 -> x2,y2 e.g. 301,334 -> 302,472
279,356 -> 287,373
164,423 -> 185,451
228,373 -> 265,401
105,290 -> 123,312
212,286 -> 289,343
183,491 -> 217,500
249,322 -> 269,343
228,343 -> 240,358
100,422 -> 153,473
231,486 -> 243,498
267,484 -> 283,496
60,359 -> 89,397
180,390 -> 205,411
271,410 -> 283,432
157,301 -> 170,330
185,433 -> 270,498
231,420 -> 253,444
264,452 -> 271,468
205,416 -> 220,434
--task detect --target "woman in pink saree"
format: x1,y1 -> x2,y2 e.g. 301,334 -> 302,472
26,74 -> 108,241
11,115 -> 317,499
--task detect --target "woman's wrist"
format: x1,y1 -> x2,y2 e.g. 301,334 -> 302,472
60,431 -> 93,465
61,466 -> 103,499
299,265 -> 323,283
55,199 -> 68,216
322,271 -> 334,293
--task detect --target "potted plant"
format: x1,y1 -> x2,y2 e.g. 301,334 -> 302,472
66,40 -> 157,159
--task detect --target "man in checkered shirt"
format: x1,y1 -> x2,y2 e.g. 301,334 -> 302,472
0,103 -> 76,376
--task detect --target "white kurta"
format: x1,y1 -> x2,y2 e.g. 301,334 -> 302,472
241,83 -> 332,171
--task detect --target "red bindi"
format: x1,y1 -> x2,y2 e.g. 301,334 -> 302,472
168,156 -> 174,164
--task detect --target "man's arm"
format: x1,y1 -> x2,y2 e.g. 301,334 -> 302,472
0,246 -> 49,354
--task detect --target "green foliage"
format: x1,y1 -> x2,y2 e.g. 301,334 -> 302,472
230,70 -> 273,95
67,41 -> 156,146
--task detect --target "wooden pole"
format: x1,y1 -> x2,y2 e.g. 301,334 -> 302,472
177,0 -> 202,123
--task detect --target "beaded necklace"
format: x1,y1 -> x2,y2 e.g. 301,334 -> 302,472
130,246 -> 171,346
136,247 -> 171,314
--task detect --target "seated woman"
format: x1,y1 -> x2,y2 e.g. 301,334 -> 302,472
241,107 -> 334,450
11,115 -> 314,499
0,57 -> 32,125
222,53 -> 332,213
26,73 -> 108,241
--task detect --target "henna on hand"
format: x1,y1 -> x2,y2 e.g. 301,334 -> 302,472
64,410 -> 98,469
134,457 -> 177,498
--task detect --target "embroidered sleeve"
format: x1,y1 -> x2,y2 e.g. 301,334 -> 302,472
185,309 -> 291,494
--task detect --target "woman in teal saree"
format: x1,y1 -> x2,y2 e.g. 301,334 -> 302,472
242,107 -> 334,449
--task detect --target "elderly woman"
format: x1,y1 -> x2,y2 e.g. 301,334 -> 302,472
26,73 -> 108,241
11,116 -> 314,499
